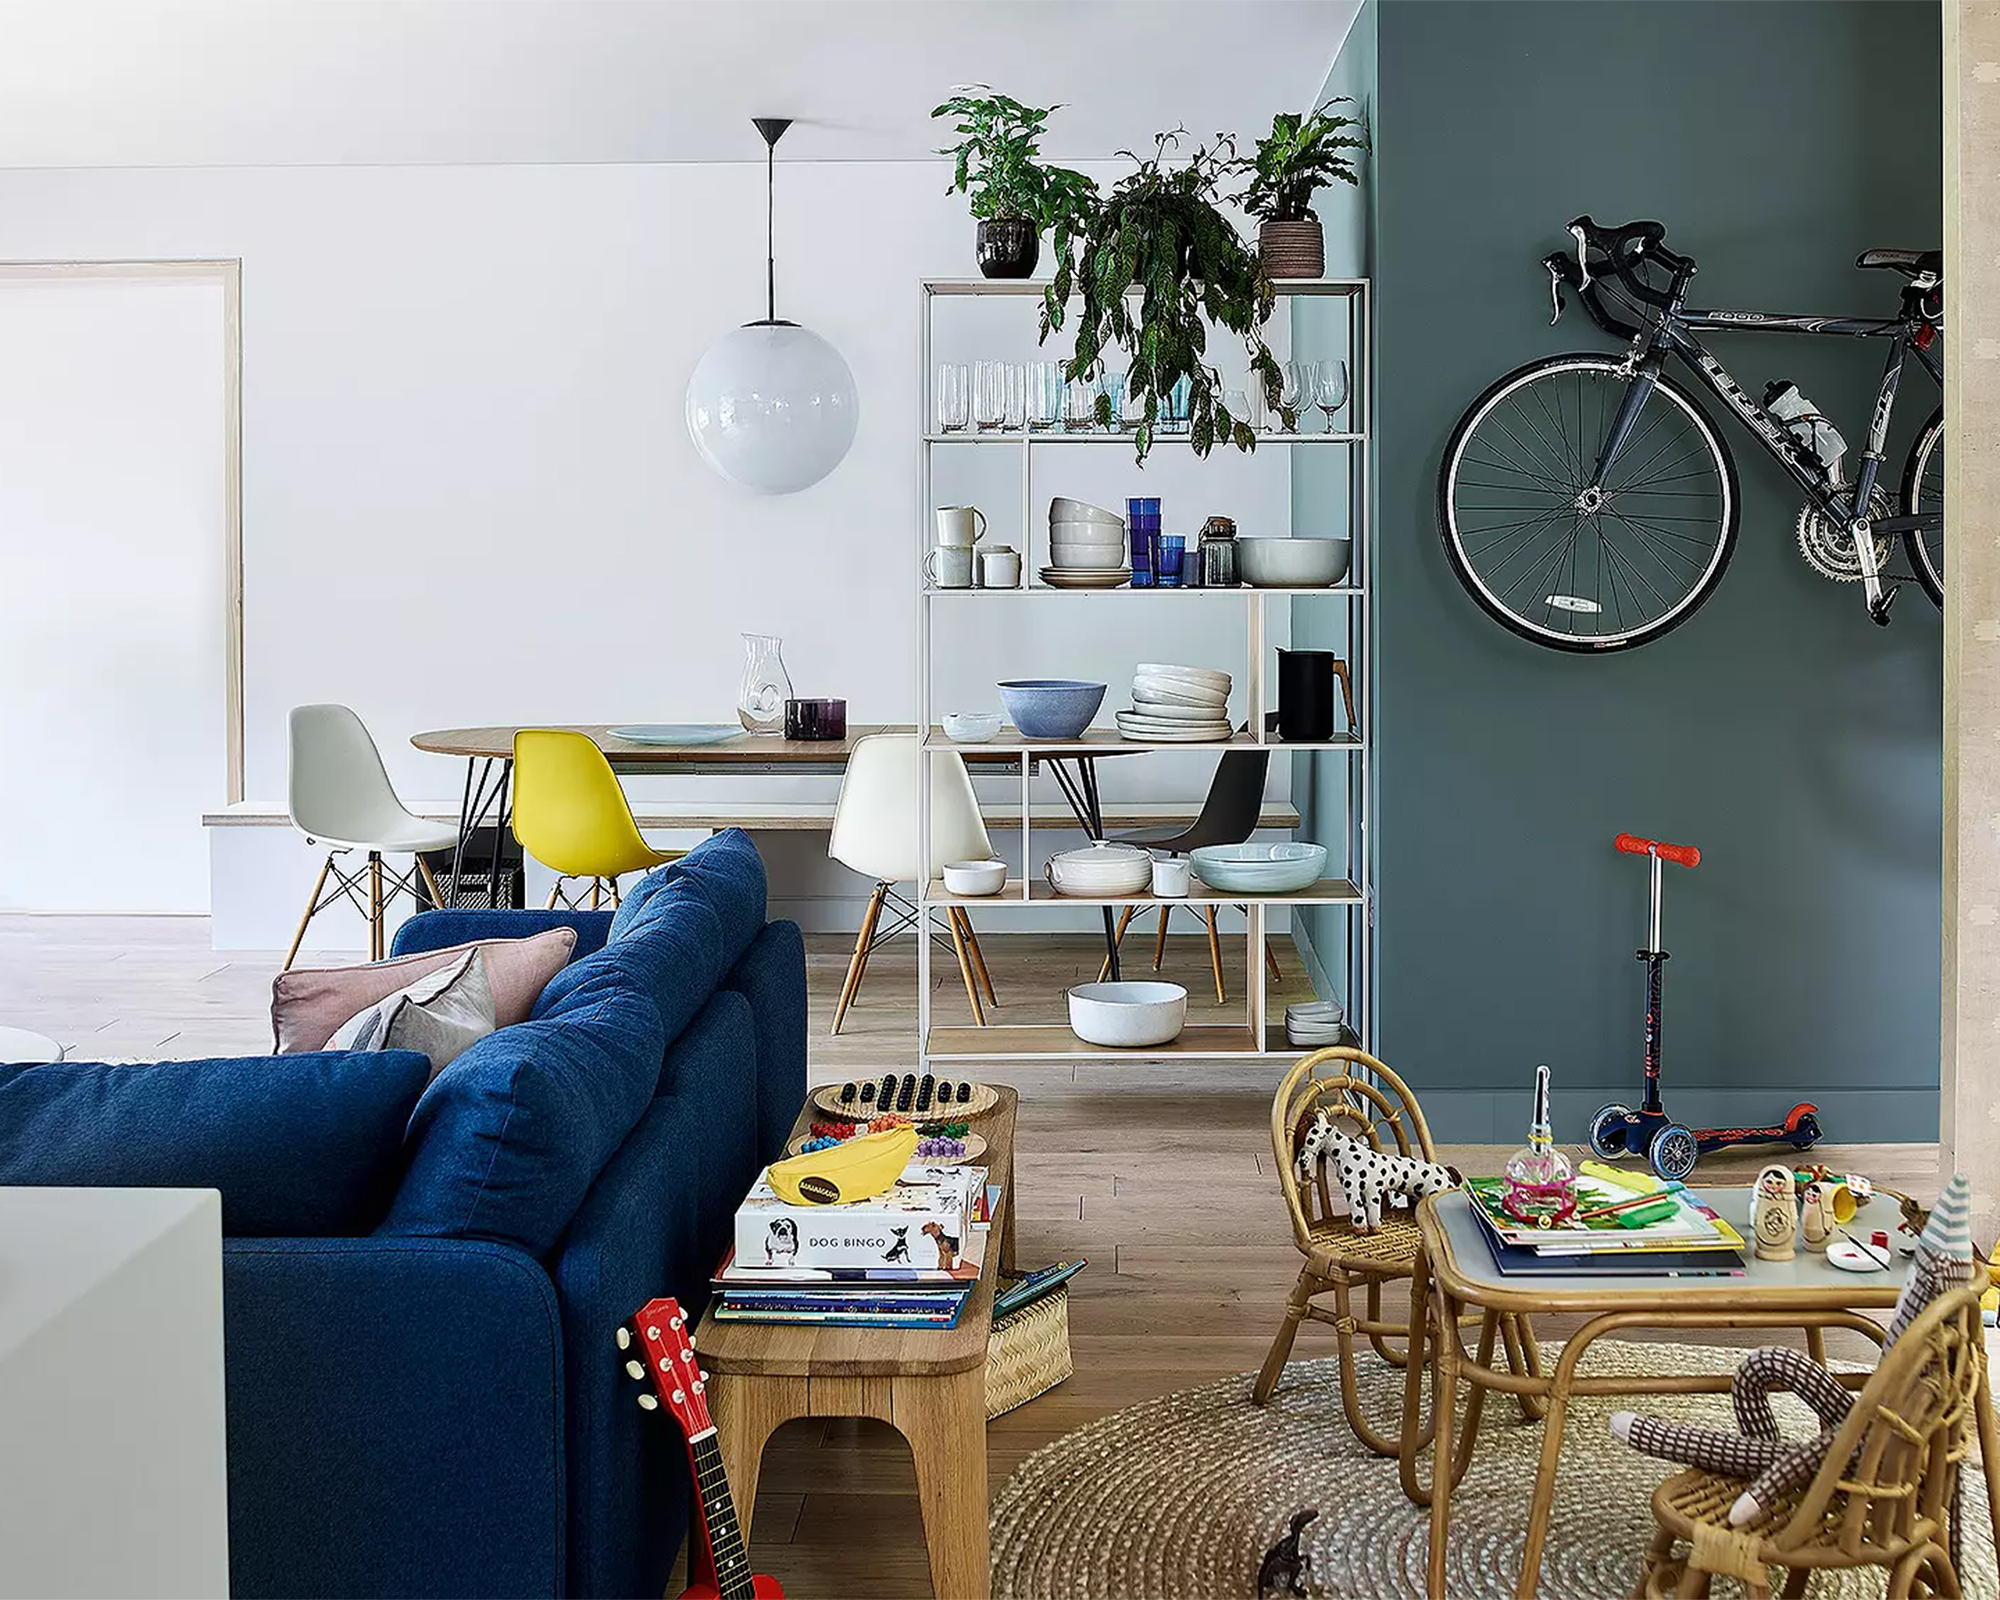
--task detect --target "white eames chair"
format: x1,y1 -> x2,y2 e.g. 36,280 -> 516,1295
827,733 -> 999,1033
284,704 -> 461,967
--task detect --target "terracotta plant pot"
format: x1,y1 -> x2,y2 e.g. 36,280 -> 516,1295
977,217 -> 1041,279
1259,218 -> 1325,280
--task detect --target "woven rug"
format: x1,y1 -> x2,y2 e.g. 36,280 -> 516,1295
988,1339 -> 1999,1599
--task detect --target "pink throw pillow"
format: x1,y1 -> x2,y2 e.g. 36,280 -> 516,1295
272,927 -> 577,1053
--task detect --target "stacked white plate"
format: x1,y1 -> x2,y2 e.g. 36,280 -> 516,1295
1122,663 -> 1233,743
1046,497 -> 1130,588
1286,998 -> 1349,1048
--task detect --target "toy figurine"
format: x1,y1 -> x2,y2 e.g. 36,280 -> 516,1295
1256,1508 -> 1318,1599
1296,1110 -> 1460,1233
1800,1180 -> 1836,1253
1750,1163 -> 1799,1262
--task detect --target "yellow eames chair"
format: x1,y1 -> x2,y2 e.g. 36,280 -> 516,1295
511,730 -> 681,909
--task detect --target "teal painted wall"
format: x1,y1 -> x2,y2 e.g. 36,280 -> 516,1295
1366,0 -> 1942,1141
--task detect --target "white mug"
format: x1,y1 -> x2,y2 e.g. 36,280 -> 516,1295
934,506 -> 987,547
924,545 -> 974,589
1151,857 -> 1191,898
980,547 -> 1021,589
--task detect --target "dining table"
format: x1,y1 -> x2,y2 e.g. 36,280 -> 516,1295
409,723 -> 1146,976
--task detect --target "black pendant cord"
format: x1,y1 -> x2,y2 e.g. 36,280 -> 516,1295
751,116 -> 793,328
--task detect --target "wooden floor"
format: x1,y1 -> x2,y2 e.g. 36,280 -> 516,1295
0,916 -> 1941,1599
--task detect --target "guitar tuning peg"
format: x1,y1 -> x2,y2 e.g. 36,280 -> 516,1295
625,1360 -> 646,1381
636,1393 -> 658,1411
697,1369 -> 708,1383
615,1327 -> 631,1350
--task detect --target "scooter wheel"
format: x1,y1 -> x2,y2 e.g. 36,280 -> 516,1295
1649,1124 -> 1700,1183
1790,1113 -> 1823,1151
1588,1103 -> 1635,1158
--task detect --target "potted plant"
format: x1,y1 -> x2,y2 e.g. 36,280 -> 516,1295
1234,98 -> 1369,279
932,86 -> 1097,279
1041,128 -> 1289,463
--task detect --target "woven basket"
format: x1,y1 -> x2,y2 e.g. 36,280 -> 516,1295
1259,218 -> 1325,280
986,1284 -> 1073,1419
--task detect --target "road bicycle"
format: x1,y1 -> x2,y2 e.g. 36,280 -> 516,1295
1438,216 -> 1944,652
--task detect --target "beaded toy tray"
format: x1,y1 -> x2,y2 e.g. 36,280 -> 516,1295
786,1127 -> 989,1167
812,1074 -> 998,1120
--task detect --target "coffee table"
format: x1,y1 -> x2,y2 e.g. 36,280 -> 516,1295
1403,1187 -> 2000,1599
694,1086 -> 1017,1600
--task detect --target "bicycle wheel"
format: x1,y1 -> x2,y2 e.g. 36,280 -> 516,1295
1900,405 -> 1943,607
1440,355 -> 1739,652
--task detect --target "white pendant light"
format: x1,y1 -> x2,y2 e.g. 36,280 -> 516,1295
686,117 -> 859,495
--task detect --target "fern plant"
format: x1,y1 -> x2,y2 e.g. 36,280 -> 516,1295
1041,128 -> 1290,463
1234,98 -> 1369,222
932,86 -> 1097,225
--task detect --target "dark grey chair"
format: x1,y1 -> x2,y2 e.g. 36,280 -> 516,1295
1097,750 -> 1281,1000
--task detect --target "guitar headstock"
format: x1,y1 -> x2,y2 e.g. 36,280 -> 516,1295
621,1297 -> 715,1438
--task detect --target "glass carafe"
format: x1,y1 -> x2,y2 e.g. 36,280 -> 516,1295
737,633 -> 792,734
1502,1064 -> 1577,1224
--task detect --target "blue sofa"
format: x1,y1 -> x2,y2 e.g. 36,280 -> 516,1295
0,828 -> 805,1599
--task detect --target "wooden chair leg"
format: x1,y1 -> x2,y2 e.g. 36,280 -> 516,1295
545,879 -> 564,910
1264,937 -> 1283,983
282,854 -> 336,972
414,854 -> 445,911
1202,905 -> 1226,1004
1153,904 -> 1171,971
589,877 -> 603,910
830,884 -> 886,1036
946,908 -> 986,1025
957,910 -> 999,1007
1252,1267 -> 1322,1404
1778,1568 -> 1809,1600
1634,1527 -> 1679,1600
1097,904 -> 1139,982
367,851 -> 385,961
1674,1558 -> 1714,1597
1331,1275 -> 1400,1457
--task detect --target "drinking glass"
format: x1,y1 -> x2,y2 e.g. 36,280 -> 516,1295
1028,362 -> 1063,430
936,363 -> 969,433
1099,370 -> 1126,431
974,361 -> 1006,431
1063,377 -> 1096,431
1156,535 -> 1186,586
1003,363 -> 1028,430
1312,359 -> 1351,432
1164,375 -> 1192,433
1221,388 -> 1248,438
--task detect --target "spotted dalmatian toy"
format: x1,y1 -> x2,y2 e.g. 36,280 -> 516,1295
1296,1109 -> 1461,1232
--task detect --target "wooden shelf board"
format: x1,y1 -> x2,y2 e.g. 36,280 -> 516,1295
925,585 -> 1365,598
925,877 -> 1363,907
921,432 -> 1363,446
924,1023 -> 1266,1060
924,727 -> 1362,755
922,277 -> 1367,297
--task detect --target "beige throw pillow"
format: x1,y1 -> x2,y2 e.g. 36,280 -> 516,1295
328,949 -> 495,1077
272,927 -> 576,1053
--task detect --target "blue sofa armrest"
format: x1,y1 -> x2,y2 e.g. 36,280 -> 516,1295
394,909 -> 614,961
726,920 -> 808,1166
551,989 -> 762,1600
223,1236 -> 565,1600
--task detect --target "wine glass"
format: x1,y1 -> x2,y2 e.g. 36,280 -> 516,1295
1312,359 -> 1351,433
1269,361 -> 1305,431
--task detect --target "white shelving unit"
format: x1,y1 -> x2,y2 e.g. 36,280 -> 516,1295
915,276 -> 1372,1067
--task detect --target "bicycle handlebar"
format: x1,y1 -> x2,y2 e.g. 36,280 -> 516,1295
1616,832 -> 1701,869
1568,215 -> 1693,309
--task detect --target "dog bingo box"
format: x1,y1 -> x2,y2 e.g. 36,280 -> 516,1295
734,1162 -> 985,1271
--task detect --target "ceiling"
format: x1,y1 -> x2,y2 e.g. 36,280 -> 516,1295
0,0 -> 1359,169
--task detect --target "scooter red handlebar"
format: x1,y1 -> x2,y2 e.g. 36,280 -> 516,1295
1616,832 -> 1700,869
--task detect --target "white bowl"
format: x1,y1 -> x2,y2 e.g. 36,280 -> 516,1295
1133,680 -> 1230,709
1135,663 -> 1233,691
1067,981 -> 1188,1048
1049,497 -> 1124,527
941,711 -> 1002,743
1045,841 -> 1153,896
1190,841 -> 1329,894
942,858 -> 1008,896
1235,536 -> 1353,588
1051,536 -> 1127,556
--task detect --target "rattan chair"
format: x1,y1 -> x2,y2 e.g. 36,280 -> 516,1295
1253,1046 -> 1540,1457
1634,1285 -> 1987,1599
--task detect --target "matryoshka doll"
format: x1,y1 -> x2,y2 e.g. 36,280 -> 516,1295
1751,1163 -> 1799,1262
1800,1180 -> 1836,1253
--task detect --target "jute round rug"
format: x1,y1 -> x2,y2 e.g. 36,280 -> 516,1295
989,1340 -> 1998,1599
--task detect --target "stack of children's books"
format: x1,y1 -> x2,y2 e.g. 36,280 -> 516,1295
711,1160 -> 1001,1328
1465,1170 -> 1746,1277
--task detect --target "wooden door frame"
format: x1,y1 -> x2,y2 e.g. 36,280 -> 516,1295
0,260 -> 244,802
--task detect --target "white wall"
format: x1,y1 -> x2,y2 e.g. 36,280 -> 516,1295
0,275 -> 226,911
0,158 -> 1302,926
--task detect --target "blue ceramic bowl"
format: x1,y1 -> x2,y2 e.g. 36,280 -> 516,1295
997,679 -> 1108,740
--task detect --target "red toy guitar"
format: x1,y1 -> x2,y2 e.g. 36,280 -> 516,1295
622,1298 -> 784,1599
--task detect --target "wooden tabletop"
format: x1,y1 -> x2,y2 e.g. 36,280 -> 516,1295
411,724 -> 910,764
696,1086 -> 1017,1379
1421,1187 -> 1904,1315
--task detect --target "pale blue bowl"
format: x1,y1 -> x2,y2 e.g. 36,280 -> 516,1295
1190,841 -> 1328,893
997,679 -> 1107,740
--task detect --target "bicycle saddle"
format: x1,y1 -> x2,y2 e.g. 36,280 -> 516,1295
1856,247 -> 1942,276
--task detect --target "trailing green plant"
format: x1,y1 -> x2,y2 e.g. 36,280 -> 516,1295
932,86 -> 1097,226
1041,128 -> 1288,463
1233,97 -> 1369,222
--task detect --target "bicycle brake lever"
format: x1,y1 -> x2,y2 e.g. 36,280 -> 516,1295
1546,260 -> 1567,326
1570,224 -> 1593,291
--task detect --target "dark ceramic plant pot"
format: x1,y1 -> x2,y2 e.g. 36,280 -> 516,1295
977,217 -> 1041,279
1259,218 -> 1325,280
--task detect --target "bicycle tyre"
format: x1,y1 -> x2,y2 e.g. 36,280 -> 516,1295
1900,404 -> 1944,608
1439,354 -> 1740,653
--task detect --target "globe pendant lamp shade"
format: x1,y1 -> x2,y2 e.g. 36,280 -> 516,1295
686,322 -> 858,494
686,117 -> 859,495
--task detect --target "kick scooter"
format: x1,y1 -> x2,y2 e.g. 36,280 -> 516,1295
1586,831 -> 1823,1182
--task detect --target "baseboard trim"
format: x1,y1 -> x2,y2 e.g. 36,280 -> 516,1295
1413,1088 -> 1939,1147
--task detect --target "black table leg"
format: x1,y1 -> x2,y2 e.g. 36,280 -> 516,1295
448,757 -> 514,907
1045,755 -> 1120,981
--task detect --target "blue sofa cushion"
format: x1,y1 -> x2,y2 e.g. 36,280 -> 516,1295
0,1051 -> 433,1235
601,827 -> 767,954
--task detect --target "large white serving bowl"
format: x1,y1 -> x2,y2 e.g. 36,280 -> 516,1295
1190,841 -> 1329,893
1135,663 -> 1233,692
1067,981 -> 1188,1048
1235,536 -> 1353,588
1133,683 -> 1230,711
1049,497 -> 1124,527
1044,841 -> 1153,896
1050,544 -> 1127,569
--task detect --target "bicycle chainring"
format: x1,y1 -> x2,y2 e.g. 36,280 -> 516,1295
1796,487 -> 1893,582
